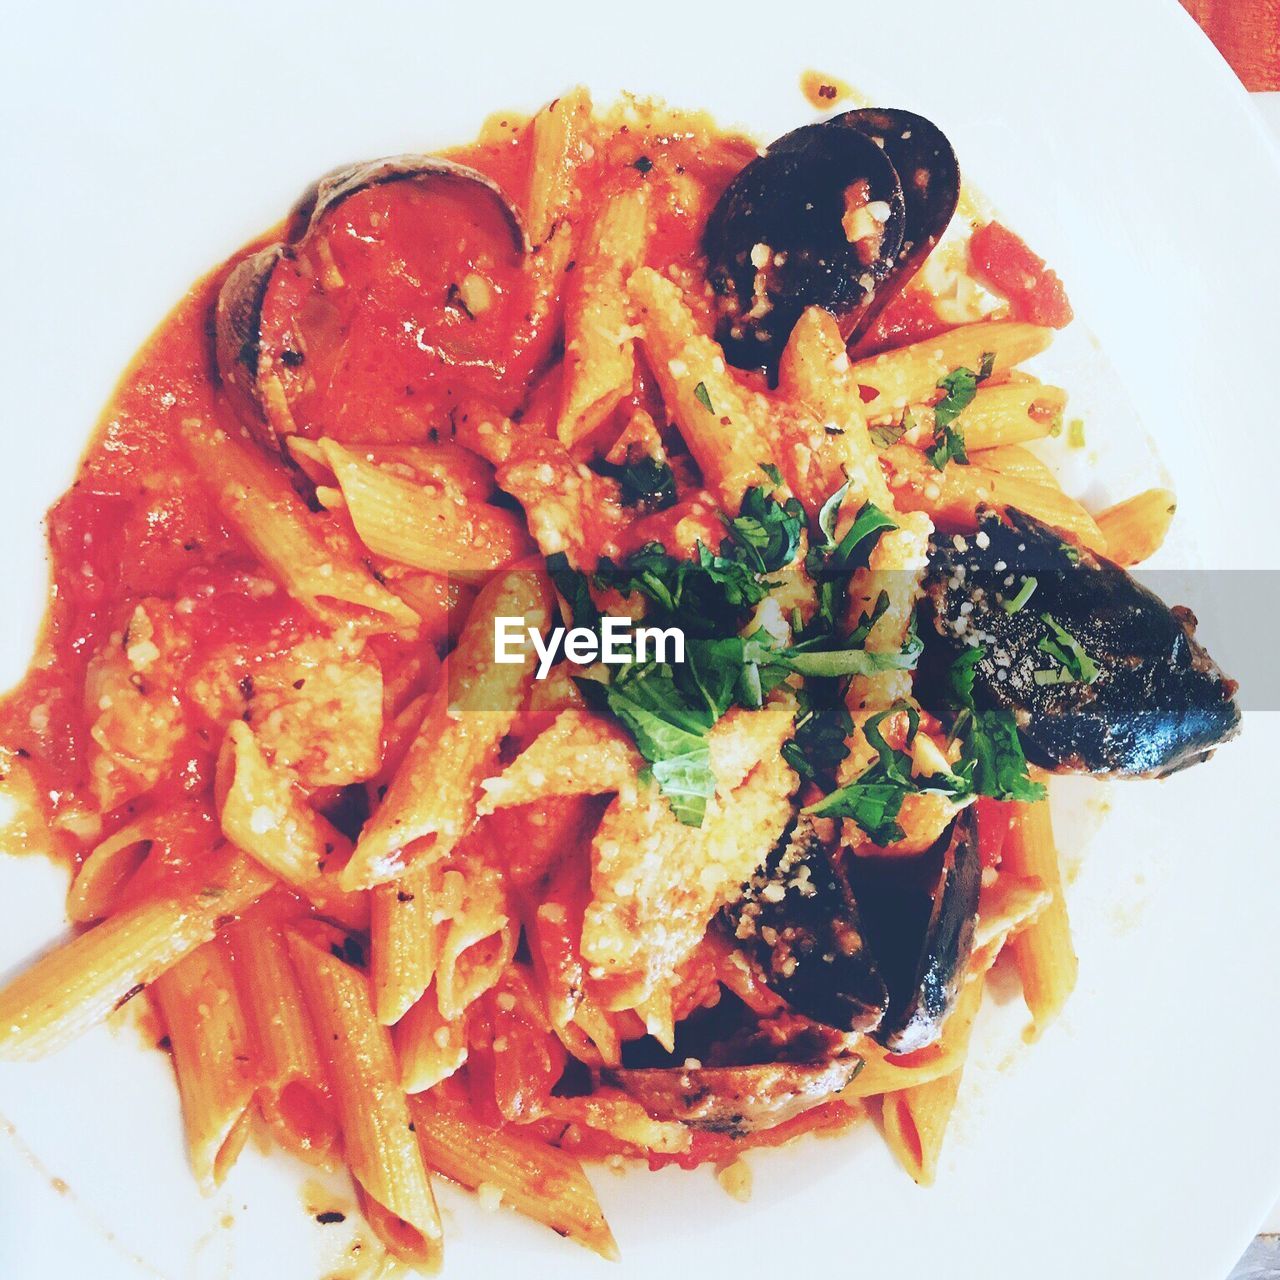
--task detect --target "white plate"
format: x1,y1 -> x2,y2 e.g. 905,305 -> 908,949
2,2 -> 1279,1277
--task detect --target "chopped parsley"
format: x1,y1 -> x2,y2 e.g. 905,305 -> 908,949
1036,614 -> 1099,685
944,648 -> 1046,804
597,455 -> 678,512
804,703 -> 968,845
927,354 -> 994,471
722,485 -> 805,574
804,485 -> 896,635
781,687 -> 853,783
554,481 -> 909,825
1002,575 -> 1038,613
869,407 -> 913,450
693,381 -> 715,414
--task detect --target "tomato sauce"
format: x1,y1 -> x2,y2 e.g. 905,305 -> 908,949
0,107 -> 758,873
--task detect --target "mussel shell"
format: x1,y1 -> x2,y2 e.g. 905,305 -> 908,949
919,508 -> 1242,777
724,818 -> 889,1034
703,121 -> 906,371
213,244 -> 287,447
285,154 -> 528,254
847,806 -> 981,1055
835,108 -> 960,340
212,155 -> 527,455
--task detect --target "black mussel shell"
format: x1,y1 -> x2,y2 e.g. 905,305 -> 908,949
919,508 -> 1242,777
704,121 -> 906,371
703,108 -> 960,372
835,109 -> 960,340
847,807 -> 981,1055
724,818 -> 889,1034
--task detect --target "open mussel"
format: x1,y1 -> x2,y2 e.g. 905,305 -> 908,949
214,155 -> 528,455
919,508 -> 1242,777
724,817 -> 888,1034
725,809 -> 979,1055
703,108 -> 959,371
847,807 -> 981,1055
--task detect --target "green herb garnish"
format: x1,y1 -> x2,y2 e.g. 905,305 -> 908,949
805,703 -> 967,844
1037,614 -> 1099,685
927,355 -> 994,471
944,648 -> 1046,803
694,381 -> 714,414
1002,575 -> 1039,613
555,480 -> 910,825
869,407 -> 913,450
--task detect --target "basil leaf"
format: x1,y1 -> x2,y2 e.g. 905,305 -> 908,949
547,552 -> 601,630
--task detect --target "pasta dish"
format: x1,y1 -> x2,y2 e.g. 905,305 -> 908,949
0,90 -> 1241,1270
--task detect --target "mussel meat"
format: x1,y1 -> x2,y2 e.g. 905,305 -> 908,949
703,108 -> 959,371
919,508 -> 1242,776
214,155 -> 528,455
725,809 -> 979,1055
723,817 -> 889,1034
599,1058 -> 863,1136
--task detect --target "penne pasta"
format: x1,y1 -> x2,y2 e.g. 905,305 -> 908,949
229,920 -> 339,1168
850,320 -> 1053,422
288,436 -> 496,502
67,802 -> 212,924
394,985 -> 468,1094
216,721 -> 368,929
777,306 -> 892,513
883,444 -> 1108,552
1001,794 -> 1078,1033
880,973 -> 987,1185
476,707 -> 639,813
558,182 -> 651,445
1096,487 -> 1177,566
179,418 -> 420,633
932,381 -> 1065,451
151,938 -> 256,1192
0,850 -> 274,1061
628,265 -> 780,511
495,436 -> 626,565
342,564 -> 553,890
523,87 -> 593,357
288,933 -> 443,1271
307,438 -> 531,583
409,1091 -> 618,1260
969,443 -> 1057,485
371,864 -> 440,1026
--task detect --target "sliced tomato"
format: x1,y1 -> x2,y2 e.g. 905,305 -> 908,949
968,221 -> 1074,329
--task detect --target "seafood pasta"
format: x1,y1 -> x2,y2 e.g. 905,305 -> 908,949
0,91 -> 1240,1270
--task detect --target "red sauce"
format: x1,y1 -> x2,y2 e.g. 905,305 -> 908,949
0,108 -> 758,878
